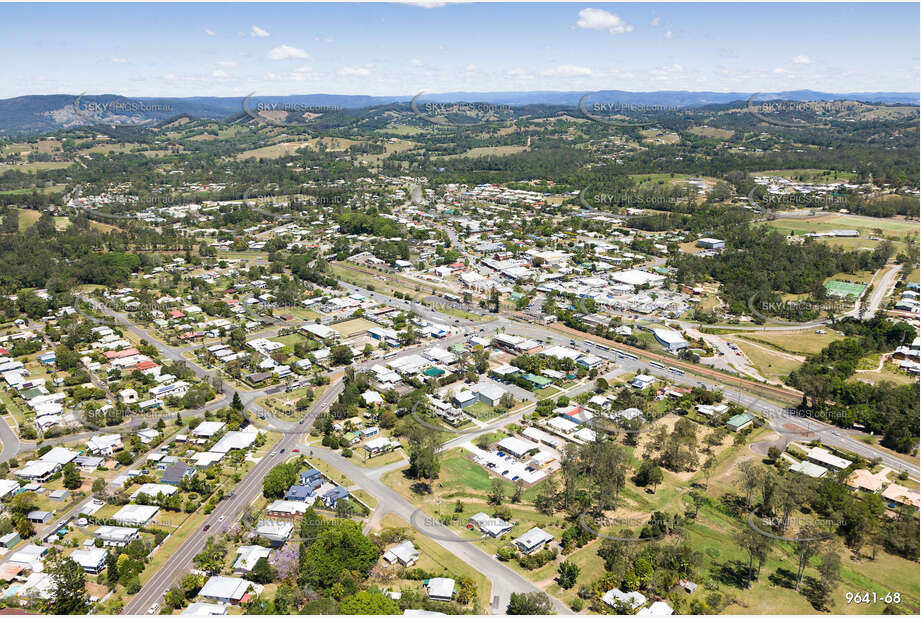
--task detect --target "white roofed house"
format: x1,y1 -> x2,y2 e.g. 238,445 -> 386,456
232,545 -> 272,575
113,504 -> 160,526
198,575 -> 254,605
382,540 -> 420,567
425,577 -> 456,602
69,547 -> 108,574
513,527 -> 554,554
86,433 -> 124,456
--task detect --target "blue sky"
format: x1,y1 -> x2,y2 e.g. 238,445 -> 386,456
2,2 -> 918,98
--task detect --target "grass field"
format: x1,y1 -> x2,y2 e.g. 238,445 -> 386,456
0,161 -> 73,172
738,330 -> 844,356
825,279 -> 867,298
765,213 -> 919,236
332,317 -> 376,337
443,145 -> 528,159
733,339 -> 801,382
754,169 -> 861,183
377,512 -> 492,612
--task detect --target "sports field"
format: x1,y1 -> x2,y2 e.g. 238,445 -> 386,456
825,280 -> 866,298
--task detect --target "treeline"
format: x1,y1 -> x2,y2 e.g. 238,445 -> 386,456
787,317 -> 919,452
668,226 -> 892,314
337,210 -> 404,238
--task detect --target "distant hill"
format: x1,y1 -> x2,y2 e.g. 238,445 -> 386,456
0,90 -> 917,136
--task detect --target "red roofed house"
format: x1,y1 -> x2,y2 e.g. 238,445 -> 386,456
105,348 -> 139,360
168,310 -> 186,319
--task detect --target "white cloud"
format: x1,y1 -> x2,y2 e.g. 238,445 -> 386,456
337,66 -> 372,77
215,61 -> 237,68
204,28 -> 216,36
409,58 -> 423,66
267,45 -> 310,60
464,64 -> 477,72
505,68 -> 534,80
543,64 -> 595,77
314,35 -> 335,43
664,31 -> 673,39
651,17 -> 661,26
250,25 -> 270,38
576,8 -> 634,34
773,67 -> 791,74
400,0 -> 449,7
211,69 -> 229,78
110,56 -> 128,64
792,54 -> 813,65
264,66 -> 324,82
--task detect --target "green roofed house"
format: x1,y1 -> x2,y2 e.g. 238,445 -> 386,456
343,431 -> 361,445
450,344 -> 467,355
727,413 -> 754,432
524,373 -> 552,388
423,366 -> 446,378
20,387 -> 45,401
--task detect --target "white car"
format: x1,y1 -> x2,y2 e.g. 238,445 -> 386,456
147,603 -> 159,614
218,515 -> 225,522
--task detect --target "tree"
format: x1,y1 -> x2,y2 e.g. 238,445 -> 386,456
193,537 -> 226,575
231,392 -> 243,412
735,527 -> 772,588
556,560 -> 580,589
165,587 -> 186,610
794,525 -> 825,592
507,591 -> 553,614
488,478 -> 505,505
263,462 -> 298,498
299,520 -> 379,589
48,557 -> 89,614
249,557 -> 275,584
339,589 -> 399,614
62,462 -> 82,490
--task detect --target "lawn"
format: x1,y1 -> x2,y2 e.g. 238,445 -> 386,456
738,330 -> 844,356
377,512 -> 493,613
331,318 -> 376,338
729,340 -> 801,383
765,214 -> 918,236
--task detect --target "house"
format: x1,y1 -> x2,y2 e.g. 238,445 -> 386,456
95,526 -> 139,547
131,483 -> 179,500
846,468 -> 887,493
86,433 -> 123,456
469,512 -> 514,538
473,382 -> 507,407
361,390 -> 385,406
577,354 -> 604,370
137,429 -> 160,444
602,587 -> 647,611
631,374 -> 656,389
266,500 -> 309,520
253,519 -> 294,546
0,531 -> 20,548
726,413 -> 754,432
805,447 -> 851,471
160,461 -> 195,486
69,548 -> 108,574
638,601 -> 675,616
119,388 -> 138,404
193,421 -> 226,438
198,575 -> 253,605
182,602 -> 229,615
233,545 -> 272,575
789,460 -> 828,478
9,544 -> 48,571
452,390 -> 477,409
364,436 -> 398,455
300,469 -> 322,486
881,484 -> 921,509
0,478 -> 21,499
322,486 -> 349,508
285,484 -> 318,501
383,540 -> 420,566
513,527 -> 553,554
40,447 -> 78,466
425,577 -> 455,602
113,504 -> 160,526
678,579 -> 698,593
